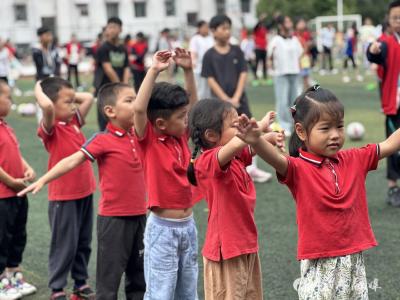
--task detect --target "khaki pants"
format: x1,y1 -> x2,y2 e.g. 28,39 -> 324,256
203,253 -> 263,300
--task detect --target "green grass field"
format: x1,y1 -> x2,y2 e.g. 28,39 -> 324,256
7,72 -> 400,299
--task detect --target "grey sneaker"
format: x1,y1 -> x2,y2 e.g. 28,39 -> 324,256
386,187 -> 400,207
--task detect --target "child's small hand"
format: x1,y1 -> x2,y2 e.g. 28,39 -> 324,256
235,114 -> 262,146
10,178 -> 27,193
263,131 -> 286,152
151,50 -> 172,72
173,48 -> 192,70
23,167 -> 36,183
258,111 -> 276,133
17,180 -> 44,197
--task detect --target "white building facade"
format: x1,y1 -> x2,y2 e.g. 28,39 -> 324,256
0,0 -> 259,50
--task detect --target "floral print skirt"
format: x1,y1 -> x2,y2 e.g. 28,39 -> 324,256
297,252 -> 368,300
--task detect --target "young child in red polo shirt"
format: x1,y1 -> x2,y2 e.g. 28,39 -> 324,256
20,82 -> 147,300
0,81 -> 37,300
367,0 -> 400,207
133,49 -> 199,299
234,84 -> 400,299
34,77 -> 96,300
186,99 -> 282,300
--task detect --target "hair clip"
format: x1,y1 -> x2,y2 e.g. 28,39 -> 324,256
312,84 -> 321,91
290,104 -> 296,117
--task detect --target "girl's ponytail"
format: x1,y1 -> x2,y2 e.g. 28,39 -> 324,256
288,132 -> 303,157
187,145 -> 200,186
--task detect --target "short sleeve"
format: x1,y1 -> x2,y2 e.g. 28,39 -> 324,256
37,122 -> 53,143
136,122 -> 154,150
239,146 -> 253,167
81,133 -> 107,162
72,111 -> 84,128
277,156 -> 296,187
236,46 -> 247,73
97,46 -> 110,64
195,147 -> 227,178
344,144 -> 379,173
201,50 -> 213,78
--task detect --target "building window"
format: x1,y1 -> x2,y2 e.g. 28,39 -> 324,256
240,0 -> 250,13
14,4 -> 27,21
216,0 -> 225,15
187,13 -> 198,26
106,2 -> 119,19
134,2 -> 146,17
76,4 -> 89,17
165,0 -> 175,16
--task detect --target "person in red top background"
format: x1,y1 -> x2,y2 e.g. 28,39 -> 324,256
367,0 -> 400,207
129,32 -> 148,93
65,34 -> 83,88
20,82 -> 147,300
133,49 -> 199,299
187,99 -> 283,299
34,77 -> 96,300
234,84 -> 400,298
253,13 -> 268,85
0,81 -> 37,300
295,18 -> 313,90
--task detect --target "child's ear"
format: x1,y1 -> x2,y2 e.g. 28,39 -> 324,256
103,105 -> 115,120
295,123 -> 307,142
155,118 -> 167,131
204,129 -> 218,144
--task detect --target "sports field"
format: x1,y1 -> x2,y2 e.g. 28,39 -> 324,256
8,72 -> 400,299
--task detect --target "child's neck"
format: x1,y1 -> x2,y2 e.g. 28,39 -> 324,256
110,120 -> 131,132
214,41 -> 230,53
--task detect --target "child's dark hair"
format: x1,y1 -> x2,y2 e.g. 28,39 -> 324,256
197,20 -> 207,29
289,85 -> 344,157
389,0 -> 400,12
97,82 -> 131,120
107,17 -> 122,26
187,99 -> 234,186
40,77 -> 73,102
209,15 -> 232,30
147,82 -> 189,123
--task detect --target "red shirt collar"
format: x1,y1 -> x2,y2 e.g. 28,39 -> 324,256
298,148 -> 339,165
106,122 -> 133,137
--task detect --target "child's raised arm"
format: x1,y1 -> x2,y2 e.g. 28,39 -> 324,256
17,151 -> 87,197
236,115 -> 288,176
173,48 -> 198,108
133,50 -> 172,138
379,128 -> 400,159
75,92 -> 94,120
35,81 -> 55,133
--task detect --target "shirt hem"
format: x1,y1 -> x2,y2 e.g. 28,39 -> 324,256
297,242 -> 378,260
203,246 -> 259,262
48,189 -> 95,201
98,211 -> 148,217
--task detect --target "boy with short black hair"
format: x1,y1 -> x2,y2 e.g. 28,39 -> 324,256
0,81 -> 37,300
133,48 -> 198,299
94,17 -> 130,131
35,77 -> 96,300
20,82 -> 147,300
367,0 -> 400,206
202,14 -> 271,183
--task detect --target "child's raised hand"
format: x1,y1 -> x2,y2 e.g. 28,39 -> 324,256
151,50 -> 172,72
258,111 -> 276,133
17,180 -> 44,197
235,114 -> 262,146
23,166 -> 36,183
173,48 -> 193,70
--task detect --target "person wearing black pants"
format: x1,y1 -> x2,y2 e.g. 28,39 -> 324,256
254,49 -> 267,79
96,215 -> 146,300
67,64 -> 80,87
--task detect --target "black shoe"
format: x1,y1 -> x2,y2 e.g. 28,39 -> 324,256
386,187 -> 400,207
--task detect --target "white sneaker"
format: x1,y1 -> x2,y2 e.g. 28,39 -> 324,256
342,76 -> 351,83
0,277 -> 21,300
356,74 -> 364,82
248,168 -> 272,183
9,272 -> 36,297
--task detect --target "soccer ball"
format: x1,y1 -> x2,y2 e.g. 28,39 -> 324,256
346,122 -> 365,141
17,103 -> 37,116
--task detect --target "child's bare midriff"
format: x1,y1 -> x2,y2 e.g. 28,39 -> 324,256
152,207 -> 193,219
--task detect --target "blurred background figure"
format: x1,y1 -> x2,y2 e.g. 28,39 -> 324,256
295,18 -> 312,90
65,33 -> 83,88
320,23 -> 335,74
130,32 -> 148,93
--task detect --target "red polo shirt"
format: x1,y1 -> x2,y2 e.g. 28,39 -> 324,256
137,123 -> 192,209
37,112 -> 96,201
81,123 -> 147,216
194,146 -> 258,261
278,144 -> 379,260
0,120 -> 25,198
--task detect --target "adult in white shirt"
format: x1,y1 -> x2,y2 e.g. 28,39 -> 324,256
189,21 -> 214,99
268,15 -> 303,134
0,39 -> 12,83
360,18 -> 378,70
320,24 -> 336,71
